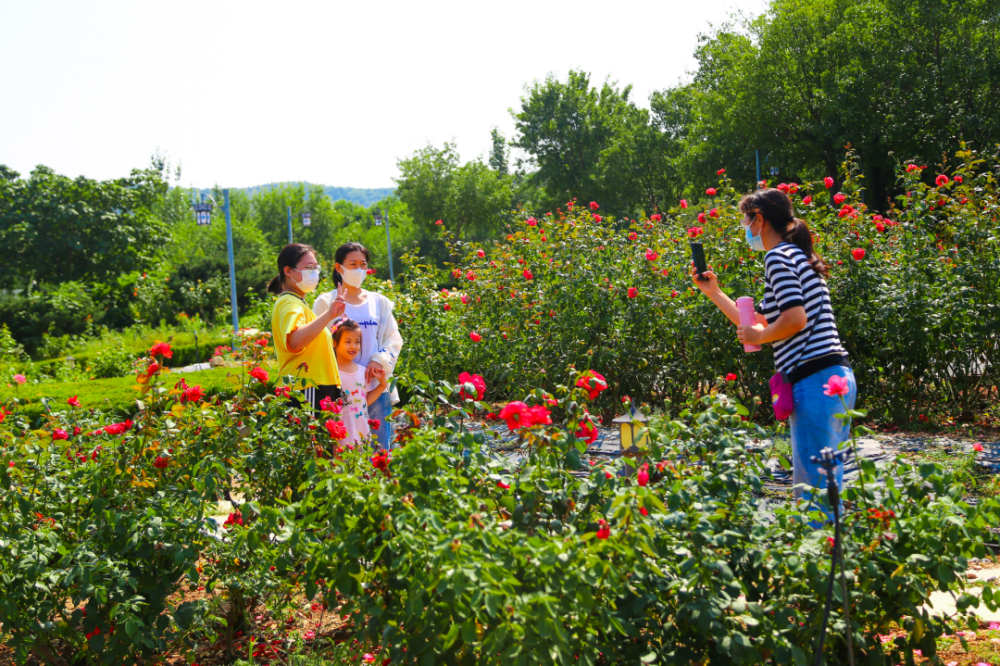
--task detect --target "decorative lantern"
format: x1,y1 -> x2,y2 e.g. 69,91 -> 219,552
193,202 -> 213,226
373,209 -> 383,227
612,404 -> 649,456
301,211 -> 311,227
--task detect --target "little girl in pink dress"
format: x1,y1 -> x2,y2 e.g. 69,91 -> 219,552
331,319 -> 387,445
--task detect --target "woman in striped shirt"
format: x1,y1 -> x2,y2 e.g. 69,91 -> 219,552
692,188 -> 857,503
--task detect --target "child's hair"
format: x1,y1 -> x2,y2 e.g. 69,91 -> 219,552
332,242 -> 371,287
331,318 -> 361,348
267,243 -> 317,294
739,188 -> 829,278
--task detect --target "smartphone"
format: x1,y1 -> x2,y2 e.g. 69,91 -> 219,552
690,242 -> 709,281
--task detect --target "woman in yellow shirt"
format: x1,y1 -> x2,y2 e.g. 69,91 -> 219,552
267,243 -> 345,410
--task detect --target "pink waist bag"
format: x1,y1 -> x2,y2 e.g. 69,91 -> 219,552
769,372 -> 794,420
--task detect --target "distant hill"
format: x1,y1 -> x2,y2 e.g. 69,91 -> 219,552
238,183 -> 395,207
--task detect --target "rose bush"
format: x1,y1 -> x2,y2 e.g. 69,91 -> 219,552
392,146 -> 1000,426
3,353 -> 1000,664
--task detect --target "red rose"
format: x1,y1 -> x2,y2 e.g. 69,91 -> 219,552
875,222 -> 885,233
367,418 -> 381,431
589,201 -> 599,210
954,176 -> 963,184
435,219 -> 443,225
576,416 -> 598,444
461,294 -> 469,304
726,373 -> 737,382
443,303 -> 452,311
628,231 -> 638,241
523,269 -> 534,280
183,385 -> 205,403
52,428 -> 69,441
575,370 -> 608,400
526,217 -> 537,226
788,183 -> 799,193
477,249 -> 485,258
628,287 -> 638,299
706,188 -> 717,196
451,268 -> 461,279
824,177 -> 834,188
697,212 -> 707,224
645,249 -> 658,261
497,480 -> 510,490
671,290 -> 679,297
596,519 -> 610,539
525,405 -> 552,426
679,199 -> 688,209
223,511 -> 243,528
250,366 -> 269,383
688,226 -> 704,238
498,401 -> 529,430
146,362 -> 160,376
709,208 -> 719,218
637,463 -> 649,487
458,371 -> 486,401
274,386 -> 291,398
717,168 -> 726,175
153,455 -> 169,469
651,213 -> 662,222
592,214 -> 602,222
852,248 -> 865,261
776,183 -> 789,193
935,174 -> 949,186
802,195 -> 812,205
833,193 -> 845,205
466,271 -> 476,281
469,332 -> 482,342
320,396 -> 342,413
149,341 -> 173,359
324,419 -> 348,440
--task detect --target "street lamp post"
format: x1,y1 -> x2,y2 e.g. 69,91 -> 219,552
191,190 -> 241,344
301,210 -> 311,228
373,209 -> 394,282
286,206 -> 293,244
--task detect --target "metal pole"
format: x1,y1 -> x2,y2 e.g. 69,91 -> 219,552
384,213 -> 395,283
223,189 -> 240,340
756,150 -> 761,186
287,205 -> 293,244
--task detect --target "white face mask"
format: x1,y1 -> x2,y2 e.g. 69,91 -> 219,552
340,267 -> 367,289
293,268 -> 320,293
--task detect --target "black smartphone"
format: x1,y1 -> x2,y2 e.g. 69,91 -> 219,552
690,241 -> 709,281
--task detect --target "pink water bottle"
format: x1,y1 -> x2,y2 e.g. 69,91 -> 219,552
736,296 -> 762,352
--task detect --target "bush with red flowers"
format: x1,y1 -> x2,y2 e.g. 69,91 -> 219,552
393,146 -> 1000,426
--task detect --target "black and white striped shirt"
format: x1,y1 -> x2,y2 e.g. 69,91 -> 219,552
757,243 -> 847,376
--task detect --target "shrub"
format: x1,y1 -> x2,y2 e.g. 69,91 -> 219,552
88,340 -> 136,379
392,147 -> 1000,426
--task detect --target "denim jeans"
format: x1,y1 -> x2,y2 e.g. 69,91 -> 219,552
789,366 -> 857,505
368,391 -> 394,450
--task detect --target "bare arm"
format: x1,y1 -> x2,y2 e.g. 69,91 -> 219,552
690,267 -> 740,325
287,286 -> 346,351
366,377 -> 387,407
740,306 -> 807,345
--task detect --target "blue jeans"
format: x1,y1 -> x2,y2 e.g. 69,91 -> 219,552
368,391 -> 394,450
789,366 -> 857,505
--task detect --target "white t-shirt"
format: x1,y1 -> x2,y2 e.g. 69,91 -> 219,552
337,364 -> 380,446
343,294 -> 379,370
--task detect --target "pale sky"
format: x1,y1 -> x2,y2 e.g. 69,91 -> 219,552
1,0 -> 766,190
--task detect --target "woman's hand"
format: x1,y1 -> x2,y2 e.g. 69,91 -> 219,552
327,285 -> 347,321
737,323 -> 766,346
366,361 -> 386,385
690,265 -> 721,297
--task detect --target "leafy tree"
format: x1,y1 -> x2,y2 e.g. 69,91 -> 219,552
395,144 -> 514,242
0,162 -> 168,290
489,128 -> 508,176
664,0 -> 1000,207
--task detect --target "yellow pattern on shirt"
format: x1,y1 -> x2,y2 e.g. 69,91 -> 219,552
271,293 -> 340,387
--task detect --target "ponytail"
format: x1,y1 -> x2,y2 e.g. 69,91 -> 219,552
268,243 -> 316,295
739,188 -> 829,278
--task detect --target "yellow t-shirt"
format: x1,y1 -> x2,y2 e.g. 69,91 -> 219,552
271,293 -> 341,387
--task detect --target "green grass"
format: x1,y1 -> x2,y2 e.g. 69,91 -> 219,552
0,361 -> 275,421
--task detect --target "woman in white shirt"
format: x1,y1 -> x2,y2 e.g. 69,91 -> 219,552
313,242 -> 404,450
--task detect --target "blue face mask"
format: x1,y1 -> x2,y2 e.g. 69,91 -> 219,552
744,218 -> 766,252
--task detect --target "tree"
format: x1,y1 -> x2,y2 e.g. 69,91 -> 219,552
0,161 -> 168,289
662,0 -> 1000,207
395,144 -> 514,241
489,128 -> 508,176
